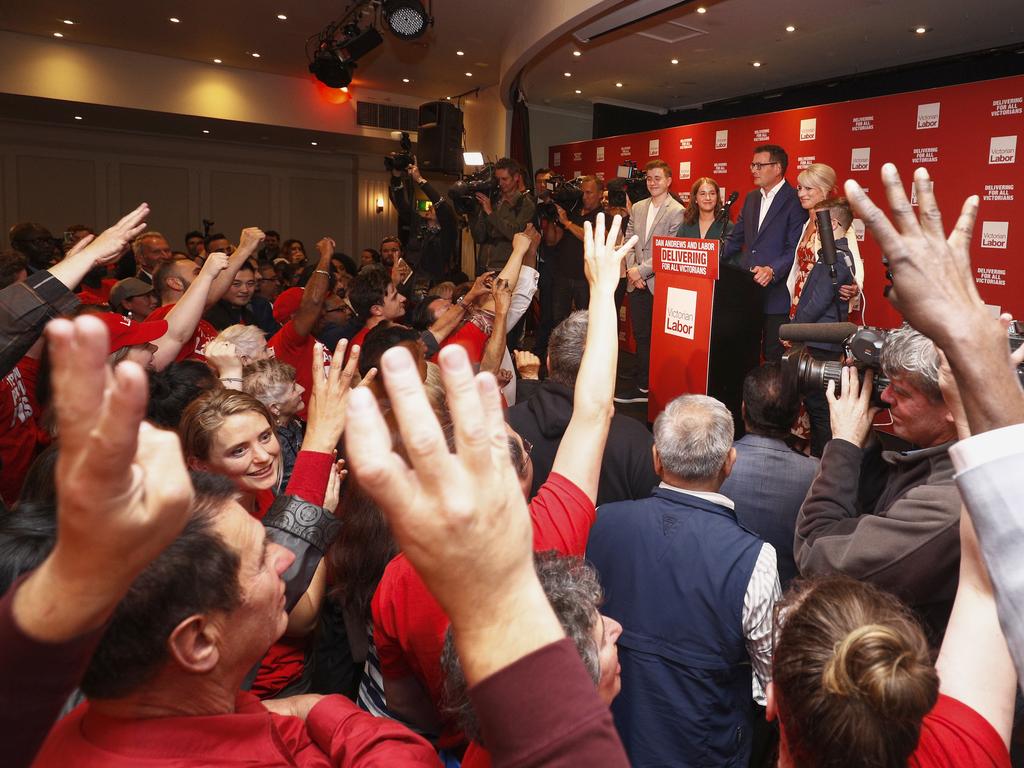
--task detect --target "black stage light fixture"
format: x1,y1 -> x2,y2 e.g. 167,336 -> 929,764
382,0 -> 432,40
308,23 -> 383,88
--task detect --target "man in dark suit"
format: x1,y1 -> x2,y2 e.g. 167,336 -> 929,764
723,144 -> 805,361
587,394 -> 779,767
719,363 -> 818,588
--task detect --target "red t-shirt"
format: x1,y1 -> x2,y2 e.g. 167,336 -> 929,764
269,321 -> 330,411
436,322 -> 488,365
75,285 -> 108,306
32,690 -> 437,767
145,303 -> 219,363
0,359 -> 48,506
372,473 -> 595,745
911,694 -> 1010,767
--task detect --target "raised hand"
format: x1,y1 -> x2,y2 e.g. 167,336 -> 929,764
72,203 -> 150,266
513,350 -> 541,380
198,250 -> 229,279
302,339 -> 363,453
204,339 -> 243,381
584,212 -> 638,294
237,227 -> 266,255
316,237 -> 336,258
492,277 -> 513,317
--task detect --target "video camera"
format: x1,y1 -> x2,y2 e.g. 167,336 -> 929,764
448,164 -> 498,215
536,174 -> 584,221
384,131 -> 415,173
611,161 -> 650,206
781,321 -> 1024,407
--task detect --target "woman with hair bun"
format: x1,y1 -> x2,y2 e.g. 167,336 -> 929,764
769,510 -> 1015,767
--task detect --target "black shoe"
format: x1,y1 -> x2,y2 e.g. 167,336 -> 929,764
614,387 -> 649,404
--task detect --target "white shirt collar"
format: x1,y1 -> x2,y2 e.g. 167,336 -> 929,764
760,178 -> 785,200
658,481 -> 735,510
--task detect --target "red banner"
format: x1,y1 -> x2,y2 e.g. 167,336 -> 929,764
552,75 -> 1024,327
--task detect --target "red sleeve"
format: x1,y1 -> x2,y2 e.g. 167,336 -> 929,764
306,694 -> 438,766
269,320 -> 304,359
528,473 -> 597,556
912,694 -> 1011,767
468,638 -> 629,768
284,450 -> 333,507
437,323 -> 487,365
0,575 -> 106,768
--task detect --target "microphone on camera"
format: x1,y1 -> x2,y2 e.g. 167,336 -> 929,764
779,322 -> 858,344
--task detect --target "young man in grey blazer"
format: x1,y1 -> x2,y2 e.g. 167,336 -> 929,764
618,159 -> 685,404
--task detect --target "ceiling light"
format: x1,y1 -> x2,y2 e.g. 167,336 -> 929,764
445,95 -> 451,100
752,61 -> 762,67
671,58 -> 679,64
73,115 -> 82,120
456,50 -> 464,56
615,82 -> 623,87
251,52 -> 261,58
202,129 -> 210,134
311,141 -> 318,146
564,72 -> 572,77
62,19 -> 74,25
402,77 -> 410,83
382,0 -> 431,40
277,13 -> 288,20
696,6 -> 706,13
785,25 -> 796,32
573,50 -> 581,57
213,58 -> 222,63
465,72 -> 473,77
915,26 -> 927,34
169,17 -> 180,23
575,89 -> 582,94
52,32 -> 63,37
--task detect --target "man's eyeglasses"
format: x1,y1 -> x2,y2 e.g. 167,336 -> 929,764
749,161 -> 780,171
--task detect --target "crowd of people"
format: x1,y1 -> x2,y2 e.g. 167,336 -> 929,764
0,148 -> 1021,768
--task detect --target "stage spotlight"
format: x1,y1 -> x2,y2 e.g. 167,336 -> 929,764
382,0 -> 432,40
308,23 -> 383,88
309,48 -> 354,88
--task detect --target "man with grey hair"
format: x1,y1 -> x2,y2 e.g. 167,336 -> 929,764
507,310 -> 658,504
795,323 -> 962,643
587,393 -> 780,768
131,231 -> 173,284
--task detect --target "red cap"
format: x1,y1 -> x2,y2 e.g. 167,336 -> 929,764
273,287 -> 304,324
97,312 -> 168,353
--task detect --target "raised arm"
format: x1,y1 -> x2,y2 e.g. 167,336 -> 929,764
152,251 -> 229,370
550,214 -> 638,501
48,203 -> 150,292
292,238 -> 335,339
479,278 -> 512,376
476,232 -> 532,314
206,227 -> 265,308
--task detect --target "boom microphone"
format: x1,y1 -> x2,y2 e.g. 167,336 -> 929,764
779,322 -> 858,344
815,209 -> 837,267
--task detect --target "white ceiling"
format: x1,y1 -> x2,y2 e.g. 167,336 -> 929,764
2,0 -> 1023,120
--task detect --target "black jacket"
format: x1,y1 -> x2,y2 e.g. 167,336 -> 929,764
507,380 -> 659,506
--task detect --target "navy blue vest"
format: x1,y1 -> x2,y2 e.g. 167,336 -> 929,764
587,487 -> 764,767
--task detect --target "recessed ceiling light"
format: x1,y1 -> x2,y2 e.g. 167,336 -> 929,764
456,50 -> 464,56
52,32 -> 63,37
564,72 -> 571,77
915,26 -> 927,34
213,58 -> 222,63
615,82 -> 623,87
671,58 -> 679,64
310,141 -> 318,146
465,72 -> 473,77
73,115 -> 82,120
785,25 -> 796,32
696,6 -> 706,13
202,129 -> 210,134
445,95 -> 451,100
169,17 -> 180,23
572,50 -> 581,57
62,19 -> 74,25
276,13 -> 287,20
752,61 -> 762,67
251,52 -> 261,58
402,77 -> 410,83
575,89 -> 582,94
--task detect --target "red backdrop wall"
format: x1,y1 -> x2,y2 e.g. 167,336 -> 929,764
550,75 -> 1023,329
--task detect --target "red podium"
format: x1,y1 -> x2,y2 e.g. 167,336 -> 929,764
647,236 -> 719,421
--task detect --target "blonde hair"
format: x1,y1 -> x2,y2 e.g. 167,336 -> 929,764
773,577 -> 938,768
796,163 -> 838,198
179,389 -> 274,462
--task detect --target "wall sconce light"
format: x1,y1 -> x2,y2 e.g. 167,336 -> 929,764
375,196 -> 385,214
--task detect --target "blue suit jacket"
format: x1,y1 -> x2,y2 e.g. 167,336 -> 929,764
791,237 -> 856,353
723,182 -> 805,314
719,434 -> 819,587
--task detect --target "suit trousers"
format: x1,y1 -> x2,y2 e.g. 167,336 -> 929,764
629,289 -> 653,389
551,276 -> 590,328
763,314 -> 788,362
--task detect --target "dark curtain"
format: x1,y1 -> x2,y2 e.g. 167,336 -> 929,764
509,79 -> 533,178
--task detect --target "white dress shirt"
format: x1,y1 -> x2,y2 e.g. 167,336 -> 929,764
757,178 -> 786,232
658,481 -> 781,705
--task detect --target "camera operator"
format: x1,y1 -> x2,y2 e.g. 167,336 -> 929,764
388,163 -> 458,286
470,158 -> 536,274
549,175 -> 605,325
794,325 -> 962,644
